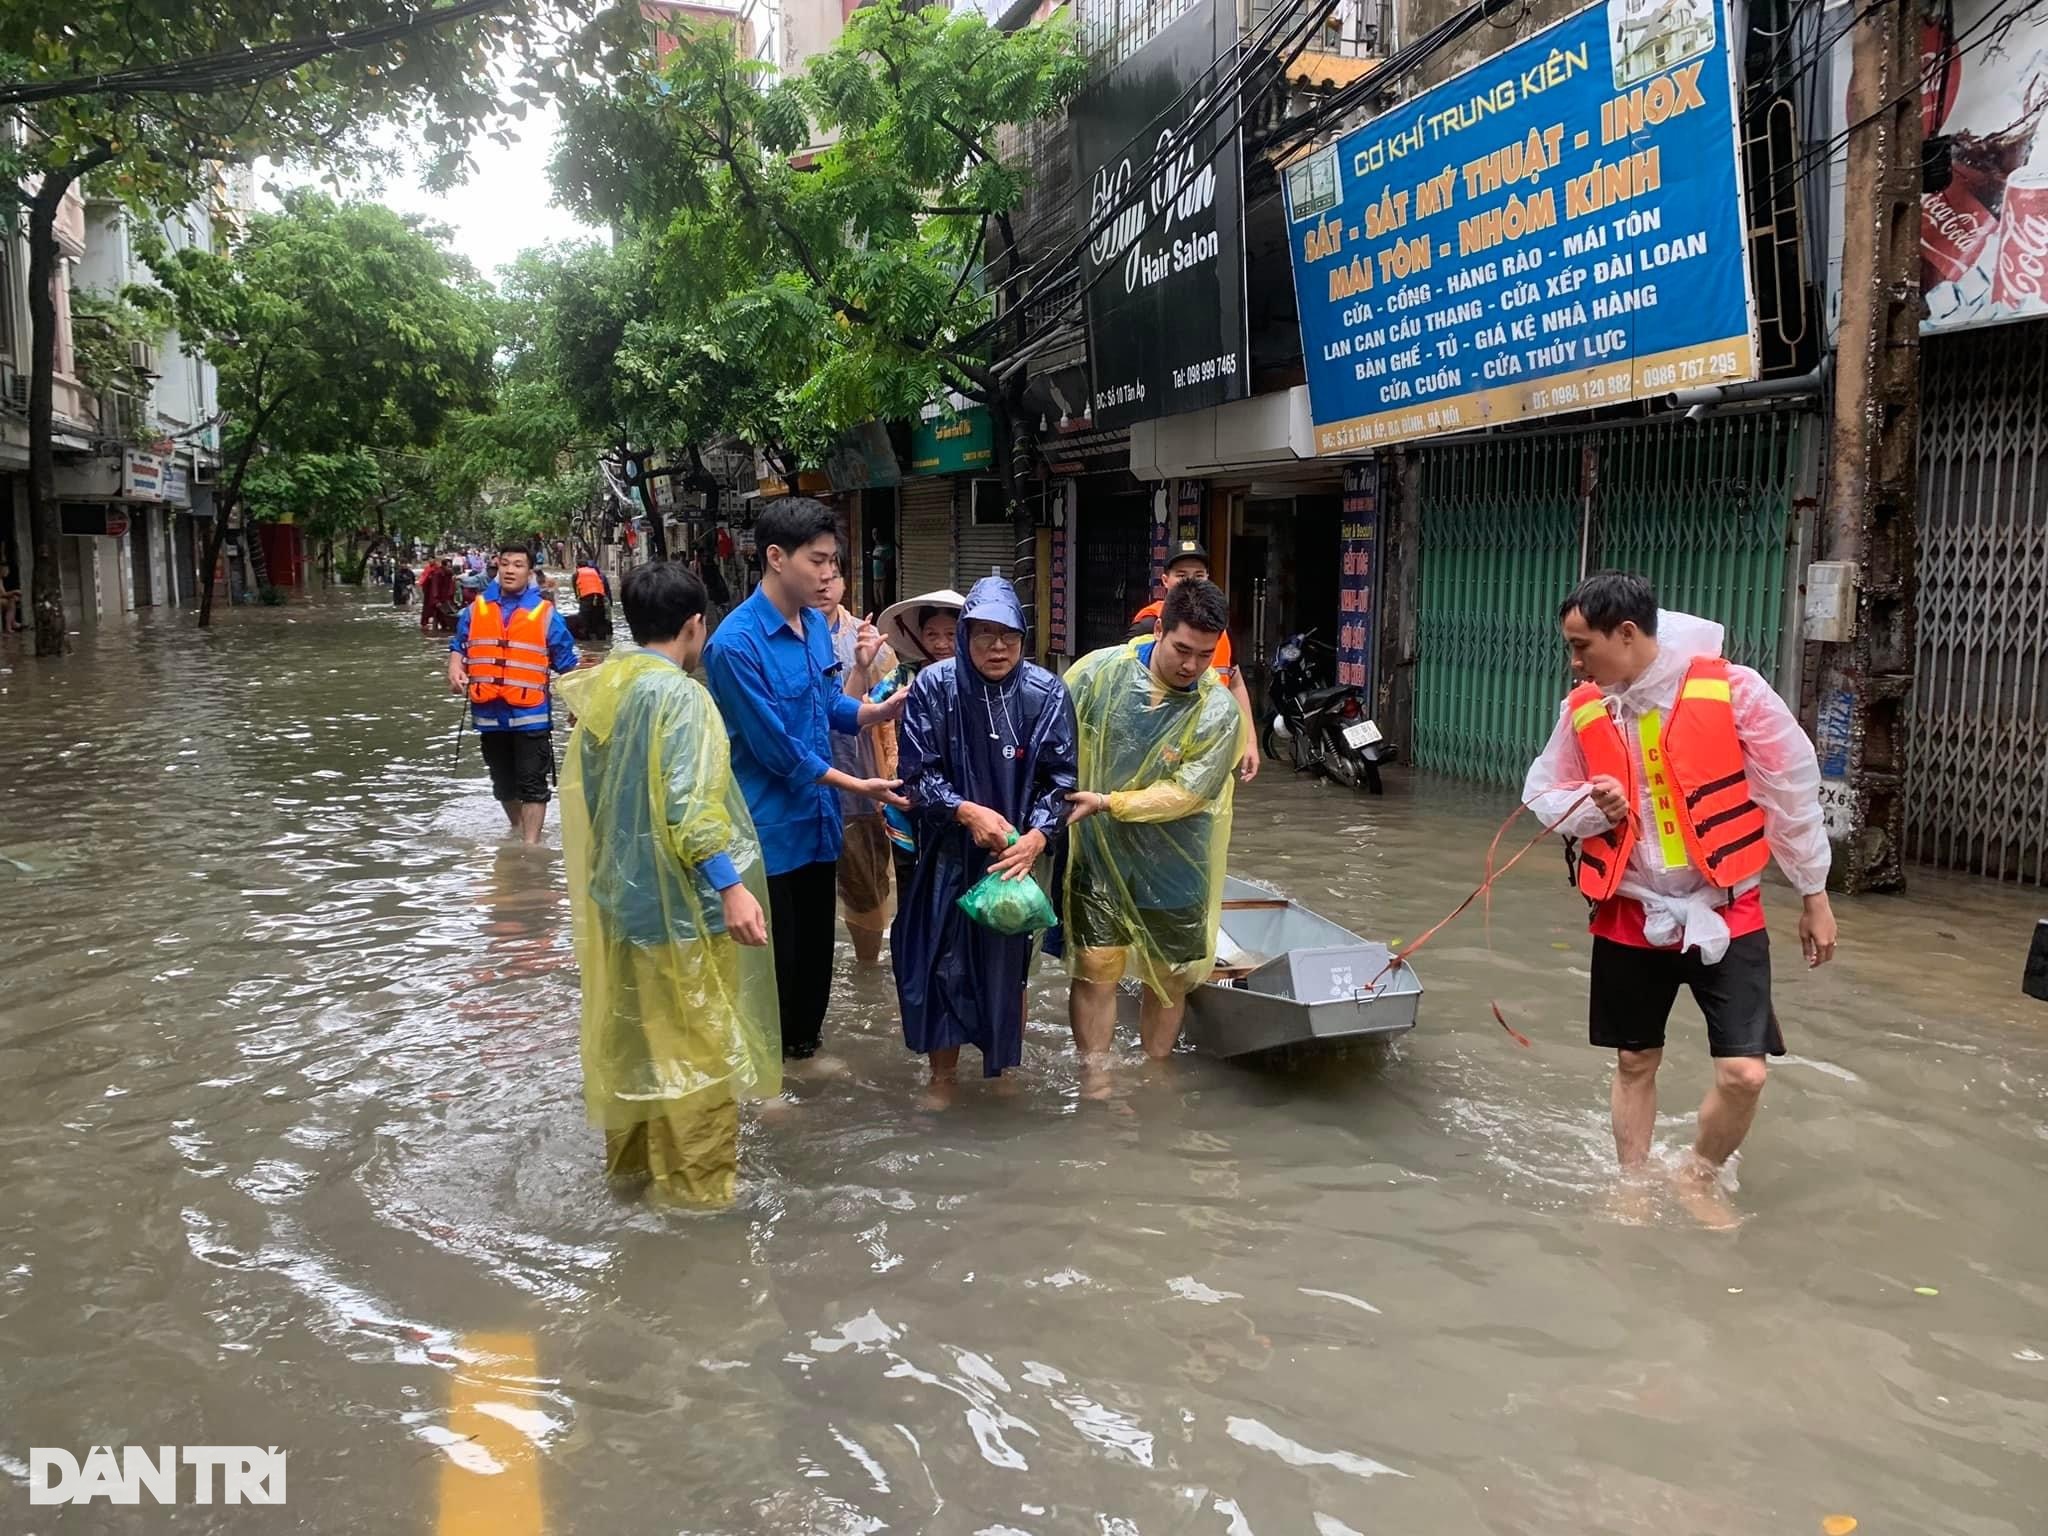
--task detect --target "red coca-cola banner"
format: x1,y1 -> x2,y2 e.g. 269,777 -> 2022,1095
1833,0 -> 2048,333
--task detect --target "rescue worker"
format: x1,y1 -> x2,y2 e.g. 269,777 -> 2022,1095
1131,540 -> 1259,782
1064,579 -> 1246,1094
447,541 -> 582,845
893,577 -> 1076,1095
1522,570 -> 1838,1223
556,560 -> 778,1207
574,559 -> 612,642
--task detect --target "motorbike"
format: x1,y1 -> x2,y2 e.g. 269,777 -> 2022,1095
1261,630 -> 1394,794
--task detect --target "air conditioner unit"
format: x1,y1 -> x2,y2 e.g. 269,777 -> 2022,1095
1,366 -> 27,412
192,460 -> 218,484
128,339 -> 157,374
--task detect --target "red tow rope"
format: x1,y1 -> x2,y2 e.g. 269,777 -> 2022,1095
1369,790 -> 1598,1047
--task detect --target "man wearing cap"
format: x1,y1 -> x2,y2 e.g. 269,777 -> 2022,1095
1131,541 -> 1259,782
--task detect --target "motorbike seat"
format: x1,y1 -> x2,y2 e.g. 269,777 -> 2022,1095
1301,684 -> 1355,711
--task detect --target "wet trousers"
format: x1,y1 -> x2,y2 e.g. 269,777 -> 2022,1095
768,859 -> 837,1059
603,1100 -> 739,1207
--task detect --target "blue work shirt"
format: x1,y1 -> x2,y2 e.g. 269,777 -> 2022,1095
703,586 -> 863,877
450,580 -> 581,733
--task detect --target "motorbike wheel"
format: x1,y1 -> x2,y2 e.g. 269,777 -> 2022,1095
1319,730 -> 1365,790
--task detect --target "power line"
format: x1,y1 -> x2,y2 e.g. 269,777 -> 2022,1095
975,0 -> 1534,372
0,0 -> 516,108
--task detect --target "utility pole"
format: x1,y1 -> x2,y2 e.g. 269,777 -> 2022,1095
1809,0 -> 1923,893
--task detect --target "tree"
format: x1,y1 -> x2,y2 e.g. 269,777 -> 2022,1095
146,190 -> 495,624
0,0 -> 641,654
549,0 -> 1082,612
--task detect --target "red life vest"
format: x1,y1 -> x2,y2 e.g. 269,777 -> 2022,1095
1565,656 -> 1771,901
466,596 -> 555,710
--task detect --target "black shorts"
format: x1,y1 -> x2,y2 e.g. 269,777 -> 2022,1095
479,729 -> 553,805
1588,929 -> 1784,1058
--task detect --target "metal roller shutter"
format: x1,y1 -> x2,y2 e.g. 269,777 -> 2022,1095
957,478 -> 1012,587
1414,413 -> 1801,787
1911,318 -> 2048,882
899,475 -> 954,595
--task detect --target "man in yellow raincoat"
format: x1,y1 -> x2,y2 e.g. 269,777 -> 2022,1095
556,561 -> 781,1206
1063,580 -> 1246,1084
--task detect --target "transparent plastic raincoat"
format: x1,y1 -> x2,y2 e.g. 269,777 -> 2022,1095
1063,639 -> 1247,1002
556,651 -> 781,1205
1522,611 -> 1831,963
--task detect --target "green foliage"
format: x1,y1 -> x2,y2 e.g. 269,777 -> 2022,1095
67,287 -> 169,415
151,190 -> 495,456
484,464 -> 596,544
546,0 -> 1082,468
0,2 -> 643,220
145,190 -> 496,558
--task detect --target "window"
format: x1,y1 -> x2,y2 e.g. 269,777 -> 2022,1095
970,478 -> 1009,527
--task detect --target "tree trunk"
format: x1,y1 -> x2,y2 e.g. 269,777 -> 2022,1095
196,513 -> 230,626
23,151 -> 114,657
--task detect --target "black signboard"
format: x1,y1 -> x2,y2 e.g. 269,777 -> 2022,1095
1071,0 -> 1248,431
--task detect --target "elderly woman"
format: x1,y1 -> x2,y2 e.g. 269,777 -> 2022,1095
892,577 -> 1076,1096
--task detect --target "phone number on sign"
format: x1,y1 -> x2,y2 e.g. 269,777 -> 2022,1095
1172,353 -> 1238,390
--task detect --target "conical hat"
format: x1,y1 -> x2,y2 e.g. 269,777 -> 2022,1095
878,588 -> 965,663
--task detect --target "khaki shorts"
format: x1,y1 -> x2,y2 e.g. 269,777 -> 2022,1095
1070,944 -> 1204,1005
836,814 -> 895,928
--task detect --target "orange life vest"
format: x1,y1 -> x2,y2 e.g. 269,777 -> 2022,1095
466,595 -> 555,710
1565,656 -> 1771,901
574,566 -> 605,599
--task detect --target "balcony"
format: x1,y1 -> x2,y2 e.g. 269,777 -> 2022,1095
1247,0 -> 1393,89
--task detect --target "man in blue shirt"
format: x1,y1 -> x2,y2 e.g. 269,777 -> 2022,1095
704,498 -> 909,1062
447,541 -> 582,845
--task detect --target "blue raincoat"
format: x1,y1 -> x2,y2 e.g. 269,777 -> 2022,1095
892,578 -> 1078,1075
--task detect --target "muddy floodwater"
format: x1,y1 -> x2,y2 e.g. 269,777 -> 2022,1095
2,597 -> 2045,1535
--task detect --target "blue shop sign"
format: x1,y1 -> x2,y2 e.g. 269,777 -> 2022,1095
1283,0 -> 1756,451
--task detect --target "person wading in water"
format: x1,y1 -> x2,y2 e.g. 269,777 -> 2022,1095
1523,570 -> 1838,1227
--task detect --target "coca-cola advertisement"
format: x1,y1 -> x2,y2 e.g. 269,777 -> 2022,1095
1831,0 -> 2048,333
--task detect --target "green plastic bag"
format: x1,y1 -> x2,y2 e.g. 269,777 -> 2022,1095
956,836 -> 1057,936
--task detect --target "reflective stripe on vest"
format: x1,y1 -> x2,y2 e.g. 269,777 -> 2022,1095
1662,657 -> 1770,886
1565,682 -> 1636,901
1636,710 -> 1690,870
466,597 -> 555,710
1564,656 -> 1769,898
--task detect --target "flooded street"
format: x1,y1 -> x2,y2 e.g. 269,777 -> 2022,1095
3,596 -> 2045,1535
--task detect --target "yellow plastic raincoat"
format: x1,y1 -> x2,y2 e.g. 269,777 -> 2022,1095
556,650 -> 781,1206
1063,639 -> 1247,1002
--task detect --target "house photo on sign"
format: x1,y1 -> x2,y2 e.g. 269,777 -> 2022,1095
1282,0 -> 1757,451
1071,0 -> 1250,431
1825,0 -> 2048,333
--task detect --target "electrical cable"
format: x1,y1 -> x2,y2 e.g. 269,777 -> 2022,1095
972,0 -> 1535,370
0,0 -> 518,108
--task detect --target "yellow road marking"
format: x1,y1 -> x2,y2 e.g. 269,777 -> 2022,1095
437,1332 -> 543,1536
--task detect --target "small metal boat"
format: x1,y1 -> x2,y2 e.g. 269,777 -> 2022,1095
1122,876 -> 1422,1060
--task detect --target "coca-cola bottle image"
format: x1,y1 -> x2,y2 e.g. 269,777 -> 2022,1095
1923,123 -> 2031,292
